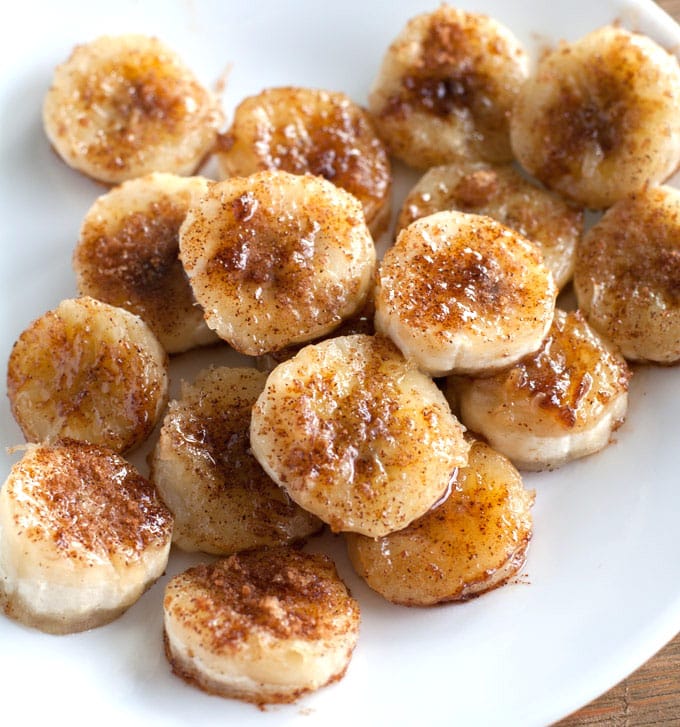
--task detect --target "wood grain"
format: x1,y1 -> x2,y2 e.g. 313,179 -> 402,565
556,1 -> 680,724
660,0 -> 680,19
558,636 -> 680,725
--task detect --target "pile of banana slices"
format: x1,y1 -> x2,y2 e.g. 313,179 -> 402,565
2,4 -> 680,708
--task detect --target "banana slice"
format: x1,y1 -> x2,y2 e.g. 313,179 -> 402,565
451,309 -> 631,471
0,440 -> 173,634
43,34 -> 223,184
397,161 -> 583,290
375,210 -> 557,377
7,296 -> 168,453
368,6 -> 529,168
574,185 -> 680,363
250,334 -> 469,538
510,25 -> 680,209
150,366 -> 322,555
215,86 -> 392,237
74,172 -> 218,354
179,170 -> 376,356
163,547 -> 360,705
346,439 -> 533,606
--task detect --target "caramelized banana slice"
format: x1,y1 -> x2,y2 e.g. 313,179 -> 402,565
179,170 -> 376,356
510,25 -> 680,208
375,210 -> 557,376
250,334 -> 469,537
397,161 -> 583,289
216,86 -> 392,237
0,440 -> 173,634
74,172 -> 218,354
43,34 -> 223,184
346,439 -> 533,606
451,309 -> 631,471
368,6 -> 529,168
150,367 -> 322,555
574,185 -> 680,363
163,547 -> 360,705
7,296 -> 168,453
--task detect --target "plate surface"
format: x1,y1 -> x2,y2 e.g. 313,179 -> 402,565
1,1 -> 680,725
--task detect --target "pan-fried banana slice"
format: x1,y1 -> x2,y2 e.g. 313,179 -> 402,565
74,172 -> 218,354
250,334 -> 469,538
150,367 -> 322,555
0,440 -> 173,634
375,210 -> 557,377
368,6 -> 529,168
451,309 -> 631,471
7,296 -> 168,453
163,547 -> 360,705
215,86 -> 392,237
510,25 -> 680,209
43,34 -> 223,184
397,161 -> 583,289
179,170 -> 376,356
574,185 -> 680,363
346,439 -> 533,606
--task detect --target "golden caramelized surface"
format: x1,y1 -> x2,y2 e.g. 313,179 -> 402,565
0,440 -> 173,633
150,367 -> 321,554
574,185 -> 680,363
510,26 -> 680,208
368,6 -> 528,167
4,440 -> 172,563
250,334 -> 469,537
216,86 -> 391,236
179,170 -> 376,356
375,210 -> 557,375
163,547 -> 360,704
346,440 -> 533,606
74,173 -> 216,354
453,309 -> 631,470
456,310 -> 630,432
166,549 -> 356,648
42,35 -> 223,184
7,297 -> 168,453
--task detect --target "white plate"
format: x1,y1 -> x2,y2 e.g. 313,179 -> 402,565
1,1 -> 680,725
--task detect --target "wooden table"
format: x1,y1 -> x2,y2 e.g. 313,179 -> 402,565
556,1 -> 680,724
